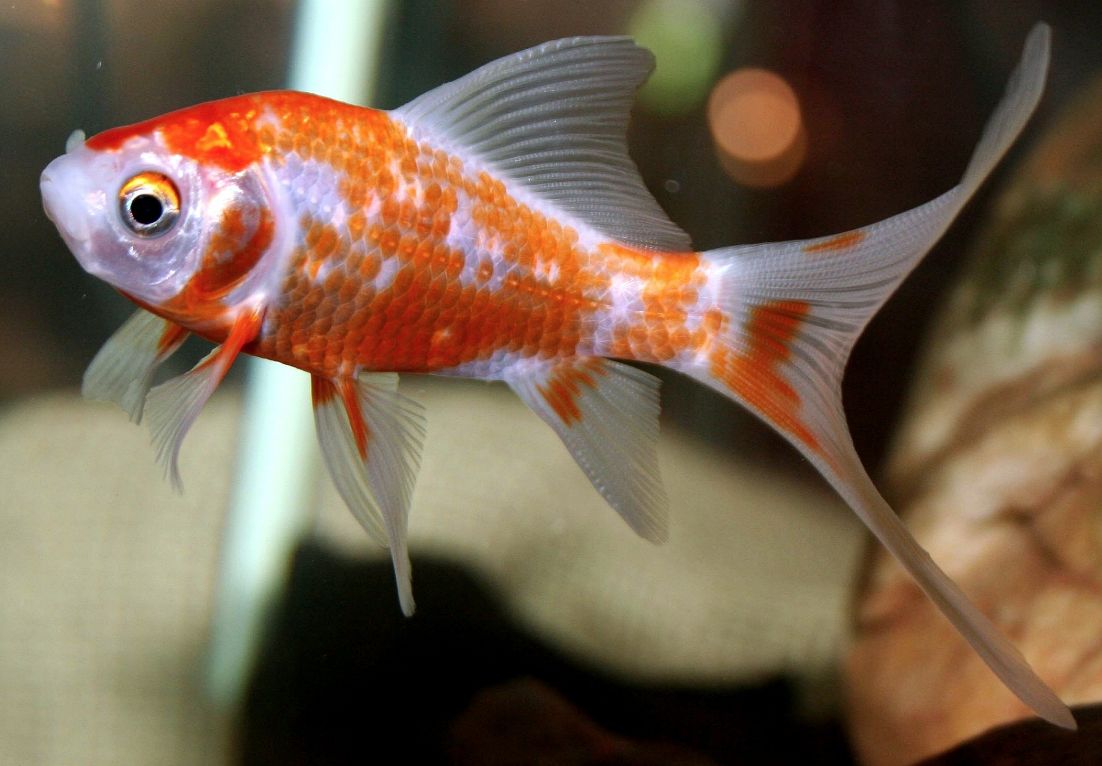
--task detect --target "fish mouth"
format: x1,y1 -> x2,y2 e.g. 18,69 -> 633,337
40,160 -> 91,246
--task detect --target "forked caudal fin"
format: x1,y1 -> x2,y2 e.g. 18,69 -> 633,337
684,25 -> 1073,727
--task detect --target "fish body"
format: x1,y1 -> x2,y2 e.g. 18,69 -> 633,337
41,27 -> 1073,727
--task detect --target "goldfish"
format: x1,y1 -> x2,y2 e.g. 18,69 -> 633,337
40,25 -> 1072,727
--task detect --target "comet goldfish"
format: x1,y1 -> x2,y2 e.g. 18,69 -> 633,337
40,25 -> 1071,726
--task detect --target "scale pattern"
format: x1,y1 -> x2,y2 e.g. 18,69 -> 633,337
220,93 -> 719,380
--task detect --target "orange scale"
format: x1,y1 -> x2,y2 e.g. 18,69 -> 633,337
542,216 -> 560,239
359,255 -> 381,281
438,284 -> 461,309
441,187 -> 458,214
306,334 -> 326,355
377,169 -> 395,198
290,326 -> 309,346
666,306 -> 690,326
257,125 -> 276,149
670,327 -> 691,350
445,254 -> 464,281
342,183 -> 368,210
401,200 -> 420,229
348,304 -> 373,330
651,344 -> 677,363
380,197 -> 399,226
347,213 -> 366,243
522,323 -> 542,348
364,308 -> 386,332
702,308 -> 726,334
331,299 -> 355,324
609,338 -> 632,358
379,230 -> 399,255
322,268 -> 345,293
539,331 -> 561,351
411,240 -> 434,267
389,266 -> 414,296
354,332 -> 375,359
312,314 -> 332,337
367,290 -> 391,314
397,298 -> 428,326
628,325 -> 649,344
301,290 -> 324,312
315,227 -> 339,258
396,234 -> 416,259
337,279 -> 359,305
303,222 -> 322,249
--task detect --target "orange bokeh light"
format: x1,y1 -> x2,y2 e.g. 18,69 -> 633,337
708,68 -> 806,187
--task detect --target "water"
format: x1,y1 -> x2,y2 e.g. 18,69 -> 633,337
2,2 -> 1100,764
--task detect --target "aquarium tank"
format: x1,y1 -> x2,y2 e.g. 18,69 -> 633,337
3,1 -> 1102,764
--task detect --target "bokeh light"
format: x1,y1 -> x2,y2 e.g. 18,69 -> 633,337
628,0 -> 732,114
707,67 -> 806,187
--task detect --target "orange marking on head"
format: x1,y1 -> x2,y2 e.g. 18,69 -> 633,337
87,95 -> 265,172
803,230 -> 866,254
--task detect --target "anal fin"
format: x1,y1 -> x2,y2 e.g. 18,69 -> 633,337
506,357 -> 668,543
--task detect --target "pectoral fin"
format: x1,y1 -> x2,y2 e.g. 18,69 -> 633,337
507,357 -> 668,543
82,308 -> 188,422
144,310 -> 262,490
311,373 -> 426,616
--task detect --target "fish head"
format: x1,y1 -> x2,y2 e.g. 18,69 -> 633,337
41,99 -> 279,330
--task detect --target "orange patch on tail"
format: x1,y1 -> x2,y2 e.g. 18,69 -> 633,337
802,230 -> 866,253
710,300 -> 822,454
536,358 -> 608,426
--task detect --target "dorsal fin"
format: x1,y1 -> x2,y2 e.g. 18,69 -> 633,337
392,36 -> 692,252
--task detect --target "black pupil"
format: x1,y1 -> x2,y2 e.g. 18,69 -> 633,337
130,194 -> 164,225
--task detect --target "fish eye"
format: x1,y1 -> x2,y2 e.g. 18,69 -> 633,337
118,172 -> 180,237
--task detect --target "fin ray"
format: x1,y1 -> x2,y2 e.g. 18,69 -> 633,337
507,357 -> 668,542
312,373 -> 426,616
82,308 -> 188,422
683,23 -> 1072,726
393,36 -> 691,252
143,310 -> 261,490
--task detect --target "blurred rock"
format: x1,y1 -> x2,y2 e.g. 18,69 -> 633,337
847,74 -> 1102,764
448,677 -> 717,765
916,703 -> 1102,765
